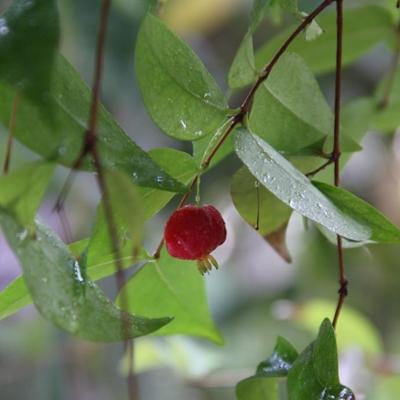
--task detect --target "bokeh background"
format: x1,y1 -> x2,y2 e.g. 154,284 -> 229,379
0,0 -> 400,398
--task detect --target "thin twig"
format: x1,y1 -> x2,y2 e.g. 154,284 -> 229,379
378,21 -> 400,109
82,0 -> 138,398
2,93 -> 20,174
332,0 -> 347,330
153,0 -> 335,258
305,158 -> 334,178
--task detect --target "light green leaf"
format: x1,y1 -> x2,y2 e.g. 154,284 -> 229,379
314,181 -> 400,243
255,6 -> 394,79
117,249 -> 222,343
236,376 -> 279,400
249,53 -> 333,154
304,18 -> 324,42
0,213 -> 170,342
0,0 -> 60,102
228,32 -> 257,89
287,319 -> 355,400
0,55 -> 185,193
0,162 -> 54,226
295,299 -> 383,356
137,148 -> 199,219
135,14 -> 229,141
234,129 -> 370,241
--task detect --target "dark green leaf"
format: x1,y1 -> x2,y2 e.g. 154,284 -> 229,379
0,55 -> 185,192
255,6 -> 394,79
0,162 -> 54,226
314,181 -> 400,243
236,376 -> 279,400
249,53 -> 332,155
117,249 -> 223,343
257,336 -> 299,377
251,0 -> 272,31
0,0 -> 60,102
135,14 -> 229,140
0,213 -> 170,342
234,129 -> 370,241
287,319 -> 355,400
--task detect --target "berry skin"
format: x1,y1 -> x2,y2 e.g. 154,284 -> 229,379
164,204 -> 227,274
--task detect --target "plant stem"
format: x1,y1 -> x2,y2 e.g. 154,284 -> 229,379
83,0 -> 138,398
153,0 -> 335,258
379,21 -> 400,109
2,93 -> 20,174
332,0 -> 347,330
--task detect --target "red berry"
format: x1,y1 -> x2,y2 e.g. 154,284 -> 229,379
164,204 -> 227,273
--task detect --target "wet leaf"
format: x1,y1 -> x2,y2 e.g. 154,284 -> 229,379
0,55 -> 185,193
0,213 -> 171,342
135,14 -> 229,140
234,129 -> 371,241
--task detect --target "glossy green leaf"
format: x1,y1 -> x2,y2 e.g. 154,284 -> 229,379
228,32 -> 257,89
0,213 -> 170,341
314,181 -> 400,243
255,6 -> 394,80
0,0 -> 60,102
0,162 -> 54,226
236,376 -> 279,400
295,299 -> 383,356
287,319 -> 355,400
135,14 -> 229,141
249,53 -> 333,154
0,239 -> 152,321
231,166 -> 292,260
117,249 -> 222,343
234,129 -> 371,241
137,148 -> 199,219
0,55 -> 185,193
257,336 -> 299,377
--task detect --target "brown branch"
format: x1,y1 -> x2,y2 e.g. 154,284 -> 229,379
378,21 -> 400,109
81,0 -> 138,398
153,0 -> 334,258
332,0 -> 347,330
2,93 -> 20,174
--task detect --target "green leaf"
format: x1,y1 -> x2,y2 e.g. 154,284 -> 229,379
90,170 -> 145,261
0,213 -> 170,342
231,166 -> 292,260
0,162 -> 54,226
0,239 -> 151,321
135,14 -> 229,141
228,32 -> 257,89
257,336 -> 299,377
255,6 -> 394,79
0,0 -> 60,102
236,376 -> 279,400
287,319 -> 355,400
249,53 -> 333,155
295,299 -> 383,356
250,0 -> 272,31
137,148 -> 199,219
117,249 -> 222,344
314,181 -> 400,243
234,129 -> 370,241
0,55 -> 185,193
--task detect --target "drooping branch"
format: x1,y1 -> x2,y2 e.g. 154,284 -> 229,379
331,0 -> 347,330
154,0 -> 335,258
